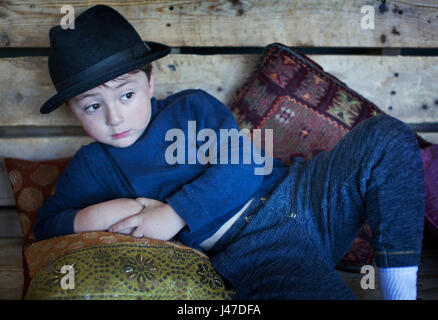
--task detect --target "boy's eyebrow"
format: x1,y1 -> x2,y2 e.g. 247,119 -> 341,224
76,79 -> 137,102
76,92 -> 98,102
110,78 -> 137,89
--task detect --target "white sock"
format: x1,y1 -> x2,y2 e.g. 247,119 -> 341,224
378,266 -> 418,300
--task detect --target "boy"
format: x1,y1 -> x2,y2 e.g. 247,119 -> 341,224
35,5 -> 425,300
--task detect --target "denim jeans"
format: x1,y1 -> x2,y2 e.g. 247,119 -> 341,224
209,115 -> 425,299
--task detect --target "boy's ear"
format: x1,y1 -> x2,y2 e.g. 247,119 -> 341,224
148,68 -> 155,98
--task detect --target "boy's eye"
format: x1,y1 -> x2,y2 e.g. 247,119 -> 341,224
121,92 -> 135,101
84,103 -> 100,112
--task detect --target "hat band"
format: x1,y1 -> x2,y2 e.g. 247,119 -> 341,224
54,42 -> 151,92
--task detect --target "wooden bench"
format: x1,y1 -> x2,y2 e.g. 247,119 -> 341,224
1,0 -> 437,300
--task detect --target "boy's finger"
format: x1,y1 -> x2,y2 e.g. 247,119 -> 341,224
131,227 -> 144,238
109,215 -> 140,232
136,197 -> 163,208
118,227 -> 135,235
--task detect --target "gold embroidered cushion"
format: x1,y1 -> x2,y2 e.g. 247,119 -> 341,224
24,232 -> 234,300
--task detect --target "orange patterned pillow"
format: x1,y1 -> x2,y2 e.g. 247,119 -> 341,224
4,157 -> 72,298
4,157 -> 71,246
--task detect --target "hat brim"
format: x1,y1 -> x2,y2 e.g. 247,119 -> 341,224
40,41 -> 171,114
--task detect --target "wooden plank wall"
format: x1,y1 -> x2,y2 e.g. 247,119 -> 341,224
0,0 -> 437,300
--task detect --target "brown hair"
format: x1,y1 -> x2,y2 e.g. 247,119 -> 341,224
136,63 -> 153,82
112,63 -> 152,83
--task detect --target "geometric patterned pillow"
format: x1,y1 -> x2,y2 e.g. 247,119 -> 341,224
231,43 -> 431,164
230,43 -> 432,272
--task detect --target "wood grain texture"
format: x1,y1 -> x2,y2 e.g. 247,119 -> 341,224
0,238 -> 23,300
0,269 -> 23,300
0,208 -> 22,238
0,0 -> 437,47
1,54 -> 438,126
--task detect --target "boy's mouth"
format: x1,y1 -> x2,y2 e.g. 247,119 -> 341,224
112,130 -> 131,139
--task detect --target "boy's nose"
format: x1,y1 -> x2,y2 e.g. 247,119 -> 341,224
105,105 -> 124,126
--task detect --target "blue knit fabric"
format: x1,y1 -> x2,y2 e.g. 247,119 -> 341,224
34,89 -> 289,249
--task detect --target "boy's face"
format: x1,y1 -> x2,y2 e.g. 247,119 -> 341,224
67,69 -> 155,148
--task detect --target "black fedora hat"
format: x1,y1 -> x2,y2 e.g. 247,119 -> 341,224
40,5 -> 171,114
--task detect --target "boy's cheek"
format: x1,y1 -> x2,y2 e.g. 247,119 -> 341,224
82,122 -> 107,138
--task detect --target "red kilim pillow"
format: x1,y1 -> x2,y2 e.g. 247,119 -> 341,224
230,42 -> 431,272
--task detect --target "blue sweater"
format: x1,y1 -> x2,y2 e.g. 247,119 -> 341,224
34,89 -> 289,249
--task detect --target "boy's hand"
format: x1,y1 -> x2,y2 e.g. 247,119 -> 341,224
115,197 -> 161,235
74,197 -> 147,234
108,198 -> 187,241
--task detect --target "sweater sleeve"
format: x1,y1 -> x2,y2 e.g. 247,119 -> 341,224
33,146 -> 114,241
165,90 -> 265,236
